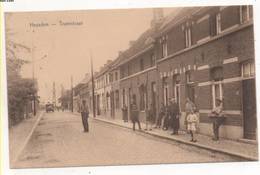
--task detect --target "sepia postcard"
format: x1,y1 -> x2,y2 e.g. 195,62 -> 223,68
0,0 -> 260,175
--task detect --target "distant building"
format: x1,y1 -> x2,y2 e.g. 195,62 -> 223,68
94,60 -> 114,117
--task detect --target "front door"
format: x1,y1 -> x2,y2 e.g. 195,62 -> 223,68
243,79 -> 257,139
151,82 -> 157,122
186,84 -> 195,103
96,95 -> 100,115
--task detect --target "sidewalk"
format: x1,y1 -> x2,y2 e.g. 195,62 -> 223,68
9,111 -> 44,164
87,114 -> 258,161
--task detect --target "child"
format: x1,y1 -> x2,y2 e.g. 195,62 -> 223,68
187,110 -> 198,142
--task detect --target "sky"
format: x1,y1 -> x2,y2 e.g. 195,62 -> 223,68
5,8 -> 175,103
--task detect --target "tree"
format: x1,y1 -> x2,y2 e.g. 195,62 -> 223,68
6,27 -> 37,127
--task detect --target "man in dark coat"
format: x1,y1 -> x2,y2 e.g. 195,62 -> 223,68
155,103 -> 165,128
169,98 -> 180,135
122,104 -> 128,122
80,100 -> 89,132
130,99 -> 141,131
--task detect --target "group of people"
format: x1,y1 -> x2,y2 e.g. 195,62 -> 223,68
79,96 -> 225,141
153,98 -> 199,142
125,97 -> 225,142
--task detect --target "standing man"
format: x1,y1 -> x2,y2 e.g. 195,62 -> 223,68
209,98 -> 225,141
130,98 -> 141,131
122,104 -> 128,122
80,100 -> 89,132
155,103 -> 165,128
169,98 -> 180,135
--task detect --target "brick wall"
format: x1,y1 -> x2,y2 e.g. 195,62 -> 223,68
157,25 -> 254,128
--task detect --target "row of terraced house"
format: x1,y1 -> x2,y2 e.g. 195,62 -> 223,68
73,5 -> 256,140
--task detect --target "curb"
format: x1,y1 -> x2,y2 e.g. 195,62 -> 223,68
12,111 -> 45,164
94,117 -> 258,161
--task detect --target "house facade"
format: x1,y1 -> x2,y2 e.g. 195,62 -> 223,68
73,6 -> 256,140
155,6 -> 255,139
94,60 -> 114,118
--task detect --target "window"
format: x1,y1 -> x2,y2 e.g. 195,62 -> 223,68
127,64 -> 130,76
115,90 -> 119,109
240,6 -> 253,24
115,72 -> 118,81
211,67 -> 223,108
185,27 -> 192,47
139,85 -> 147,111
163,77 -> 169,106
185,71 -> 194,84
140,58 -> 144,71
106,93 -> 110,110
212,83 -> 223,108
109,73 -> 113,83
161,36 -> 168,58
150,53 -> 156,67
173,74 -> 181,110
216,13 -> 221,34
122,89 -> 125,106
242,61 -> 255,78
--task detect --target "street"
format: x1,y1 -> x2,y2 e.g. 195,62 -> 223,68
14,111 -> 239,168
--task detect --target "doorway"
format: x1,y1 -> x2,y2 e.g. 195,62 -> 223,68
242,78 -> 256,139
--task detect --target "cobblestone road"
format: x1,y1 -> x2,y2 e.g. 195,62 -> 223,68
13,111 -> 239,168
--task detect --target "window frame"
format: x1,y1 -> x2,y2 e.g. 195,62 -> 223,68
210,67 -> 224,108
216,12 -> 221,34
212,81 -> 223,108
163,78 -> 169,106
150,53 -> 156,67
241,60 -> 255,79
240,5 -> 253,24
161,36 -> 168,58
140,58 -> 144,71
139,85 -> 147,111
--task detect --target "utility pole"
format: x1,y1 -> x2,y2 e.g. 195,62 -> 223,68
90,51 -> 96,118
71,75 -> 74,112
31,29 -> 36,116
52,82 -> 56,107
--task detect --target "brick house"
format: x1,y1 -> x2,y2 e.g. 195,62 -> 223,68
118,9 -> 164,122
155,6 -> 256,140
108,57 -> 121,120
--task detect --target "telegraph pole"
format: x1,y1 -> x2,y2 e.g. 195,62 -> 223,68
31,29 -> 36,116
71,75 -> 74,112
90,51 -> 96,118
52,82 -> 56,107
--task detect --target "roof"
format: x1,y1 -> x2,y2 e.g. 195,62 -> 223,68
117,24 -> 160,67
158,6 -> 214,35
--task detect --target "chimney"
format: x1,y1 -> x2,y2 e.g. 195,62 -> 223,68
151,8 -> 164,28
118,51 -> 124,56
129,40 -> 135,47
107,59 -> 113,64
